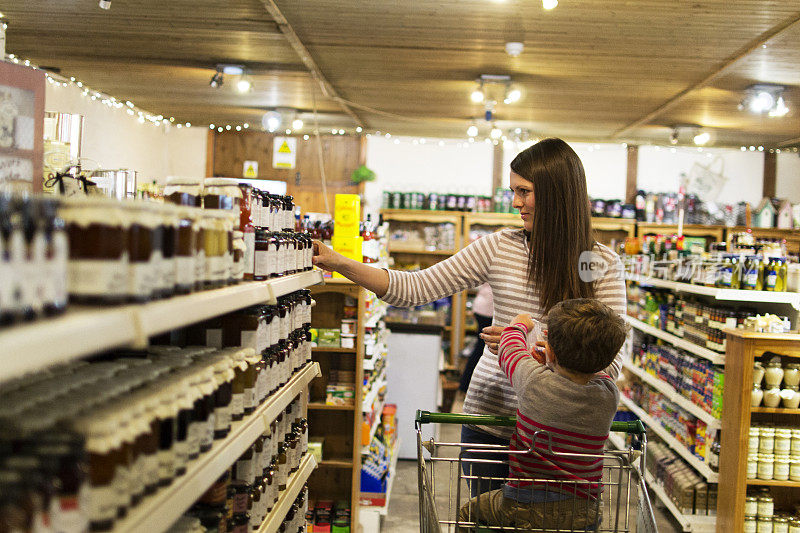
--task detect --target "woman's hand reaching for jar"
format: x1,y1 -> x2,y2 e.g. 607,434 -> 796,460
311,240 -> 390,297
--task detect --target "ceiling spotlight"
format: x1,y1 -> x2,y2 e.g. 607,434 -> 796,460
236,74 -> 252,93
218,64 -> 245,76
98,0 -> 111,9
467,125 -> 479,137
490,126 -> 503,140
693,131 -> 711,146
769,95 -> 789,117
504,87 -> 522,104
209,70 -> 224,89
471,87 -> 485,103
262,110 -> 281,133
292,118 -> 303,130
356,126 -> 363,133
505,42 -> 524,57
542,0 -> 558,9
741,84 -> 788,116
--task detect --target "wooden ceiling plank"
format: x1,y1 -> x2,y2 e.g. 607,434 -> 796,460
611,11 -> 800,138
255,0 -> 364,127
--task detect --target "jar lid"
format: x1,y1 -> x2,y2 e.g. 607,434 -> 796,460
758,495 -> 775,501
750,427 -> 761,435
746,496 -> 758,501
166,176 -> 203,186
775,517 -> 789,523
761,427 -> 776,434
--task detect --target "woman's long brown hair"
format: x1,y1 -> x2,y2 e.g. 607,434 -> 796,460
510,138 -> 595,313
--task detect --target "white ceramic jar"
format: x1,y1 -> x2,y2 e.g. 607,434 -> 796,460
785,363 -> 800,387
765,359 -> 785,388
747,455 -> 759,479
758,454 -> 775,480
764,387 -> 782,408
754,361 -> 766,388
782,386 -> 800,409
760,427 -> 776,454
776,428 -> 793,454
775,455 -> 791,480
752,385 -> 765,407
750,427 -> 762,455
790,456 -> 800,482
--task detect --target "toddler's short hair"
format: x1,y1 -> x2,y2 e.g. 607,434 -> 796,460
546,298 -> 627,374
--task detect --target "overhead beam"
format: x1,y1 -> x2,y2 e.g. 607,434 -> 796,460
611,12 -> 800,139
778,136 -> 800,148
256,0 -> 365,128
32,56 -> 310,75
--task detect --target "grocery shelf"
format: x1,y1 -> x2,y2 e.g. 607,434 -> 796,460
361,439 -> 401,517
618,395 -> 718,482
361,398 -> 386,452
623,362 -> 720,428
364,307 -> 388,329
0,271 -> 324,383
643,470 -> 717,532
139,270 -> 324,339
319,459 -> 354,468
312,347 -> 358,353
751,406 -> 800,414
116,362 -> 320,533
627,274 -> 800,309
308,403 -> 355,411
258,453 -> 318,533
362,370 -> 387,413
746,479 -> 800,488
623,316 -> 725,365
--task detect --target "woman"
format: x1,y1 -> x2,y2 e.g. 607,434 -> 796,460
312,138 -> 625,492
459,282 -> 493,393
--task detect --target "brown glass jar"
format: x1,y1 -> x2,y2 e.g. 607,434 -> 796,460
123,203 -> 158,303
164,177 -> 203,207
59,197 -> 129,305
73,413 -> 121,531
175,207 -> 198,294
232,231 -> 245,284
254,230 -> 275,281
230,350 -> 249,422
213,358 -> 235,439
159,204 -> 179,298
203,179 -> 242,212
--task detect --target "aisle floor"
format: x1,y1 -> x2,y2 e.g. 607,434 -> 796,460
382,399 -> 682,533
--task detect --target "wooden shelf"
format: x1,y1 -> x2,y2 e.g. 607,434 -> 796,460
623,361 -> 720,428
308,403 -> 356,411
312,346 -> 357,353
746,479 -> 800,488
318,459 -> 354,468
752,406 -> 800,414
623,315 -> 725,365
116,363 -> 320,533
257,454 -> 318,533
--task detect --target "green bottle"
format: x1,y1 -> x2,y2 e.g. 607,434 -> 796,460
764,258 -> 778,291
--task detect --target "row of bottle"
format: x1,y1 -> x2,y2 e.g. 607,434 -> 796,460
381,190 -> 494,213
169,401 -> 309,533
0,289 -> 314,532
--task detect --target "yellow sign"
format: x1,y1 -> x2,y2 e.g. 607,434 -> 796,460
272,137 -> 297,169
243,160 -> 258,178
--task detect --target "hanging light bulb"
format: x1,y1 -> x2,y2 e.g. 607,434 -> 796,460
467,125 -> 479,137
542,0 -> 558,9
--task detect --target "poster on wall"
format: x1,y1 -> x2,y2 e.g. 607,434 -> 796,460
272,136 -> 297,169
0,61 -> 45,192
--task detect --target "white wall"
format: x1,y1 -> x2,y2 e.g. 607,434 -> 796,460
501,141 -> 628,200
638,146 -> 764,205
45,82 -> 207,184
777,152 -> 800,203
364,136 -> 493,214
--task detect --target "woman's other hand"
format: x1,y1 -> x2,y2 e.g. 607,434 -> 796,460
479,325 -> 504,354
511,313 -> 535,331
312,240 -> 341,272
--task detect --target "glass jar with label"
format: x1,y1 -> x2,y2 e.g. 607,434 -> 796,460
774,454 -> 791,480
790,456 -> 800,481
749,427 -> 761,455
760,428 -> 776,454
158,203 -> 179,298
782,386 -> 800,409
789,519 -> 800,533
203,178 -> 242,212
232,230 -> 245,283
764,387 -> 782,408
174,207 -> 198,294
745,496 -> 759,516
775,517 -> 790,533
59,197 -> 130,305
212,357 -> 235,439
792,430 -> 800,454
757,494 -> 774,517
758,518 -> 774,533
164,177 -> 203,207
758,454 -> 775,480
776,429 -> 793,454
754,361 -> 766,388
73,412 -> 122,531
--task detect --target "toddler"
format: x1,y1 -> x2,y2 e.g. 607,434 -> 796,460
458,298 -> 627,531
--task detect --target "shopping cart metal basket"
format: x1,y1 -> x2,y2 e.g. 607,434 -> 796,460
415,411 -> 656,533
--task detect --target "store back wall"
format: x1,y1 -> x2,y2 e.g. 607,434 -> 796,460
45,82 -> 207,183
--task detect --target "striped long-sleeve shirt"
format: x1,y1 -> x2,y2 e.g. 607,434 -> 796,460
381,228 -> 625,439
499,323 -> 619,499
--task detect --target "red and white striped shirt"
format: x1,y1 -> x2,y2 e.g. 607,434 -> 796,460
499,323 -> 619,499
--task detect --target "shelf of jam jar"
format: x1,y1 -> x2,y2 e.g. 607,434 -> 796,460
627,274 -> 800,309
618,394 -> 719,482
623,315 -> 725,365
623,361 -> 721,429
138,270 -> 324,340
115,362 -> 321,533
257,453 -> 318,533
745,479 -> 800,488
751,407 -> 800,414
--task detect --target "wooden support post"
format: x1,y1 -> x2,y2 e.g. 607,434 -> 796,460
763,150 -> 776,198
625,145 -> 639,204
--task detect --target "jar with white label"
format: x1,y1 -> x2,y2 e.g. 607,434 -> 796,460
753,384 -> 765,407
747,454 -> 759,479
781,386 -> 800,409
790,456 -> 800,481
750,427 -> 762,455
789,519 -> 800,533
774,455 -> 791,480
758,454 -> 775,480
776,429 -> 793,454
745,496 -> 759,516
792,430 -> 800,454
757,495 -> 774,517
745,516 -> 758,533
758,517 -> 774,533
760,427 -> 776,454
775,517 -> 790,533
754,361 -> 766,387
765,387 -> 782,408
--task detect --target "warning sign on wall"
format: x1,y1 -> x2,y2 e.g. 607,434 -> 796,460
243,160 -> 258,178
272,137 -> 297,169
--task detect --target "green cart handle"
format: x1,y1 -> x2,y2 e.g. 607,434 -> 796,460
415,410 -> 647,435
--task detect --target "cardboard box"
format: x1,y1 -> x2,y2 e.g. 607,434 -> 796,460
308,438 -> 324,462
317,328 -> 341,347
334,194 -> 361,238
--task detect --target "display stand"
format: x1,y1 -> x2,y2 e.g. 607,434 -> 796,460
717,330 -> 800,532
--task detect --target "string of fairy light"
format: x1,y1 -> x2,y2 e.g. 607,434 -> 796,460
3,51 -> 798,153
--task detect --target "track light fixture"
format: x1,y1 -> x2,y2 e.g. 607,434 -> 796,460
262,110 -> 281,133
667,124 -> 711,146
471,81 -> 485,103
98,0 -> 111,9
471,74 -> 521,107
209,69 -> 223,89
669,128 -> 679,145
739,84 -> 789,117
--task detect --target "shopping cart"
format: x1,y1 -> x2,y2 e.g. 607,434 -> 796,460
415,411 -> 656,533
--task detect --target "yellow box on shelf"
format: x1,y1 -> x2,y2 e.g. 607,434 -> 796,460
334,194 -> 361,238
332,235 -> 363,278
